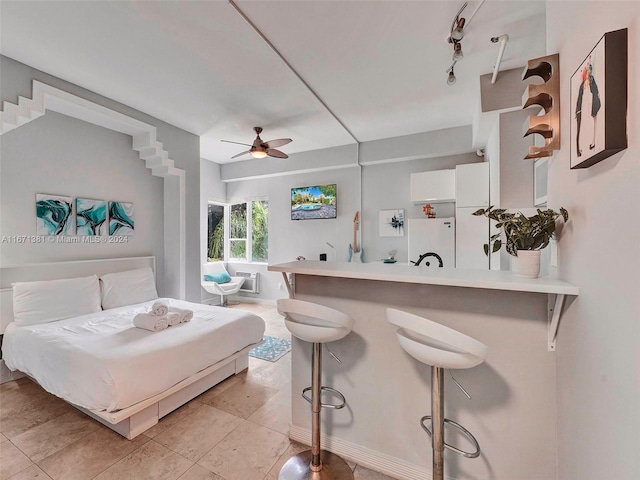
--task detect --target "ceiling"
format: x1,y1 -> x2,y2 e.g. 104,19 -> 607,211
0,1 -> 546,164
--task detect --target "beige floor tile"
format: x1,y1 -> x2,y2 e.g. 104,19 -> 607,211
200,377 -> 277,419
0,381 -> 74,439
262,441 -> 309,480
155,404 -> 242,462
143,401 -> 204,439
246,391 -> 291,436
229,303 -> 272,315
197,421 -> 289,480
93,441 -> 192,480
0,433 -> 7,442
11,412 -> 99,463
246,356 -> 291,391
5,464 -> 51,480
37,426 -> 149,480
177,464 -> 224,480
1,439 -> 33,479
353,465 -> 399,480
195,374 -> 244,405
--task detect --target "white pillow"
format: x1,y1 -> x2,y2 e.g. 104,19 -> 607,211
100,267 -> 158,310
13,275 -> 102,326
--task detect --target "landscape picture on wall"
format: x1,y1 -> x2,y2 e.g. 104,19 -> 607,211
291,184 -> 337,220
109,201 -> 135,236
379,209 -> 404,237
36,194 -> 73,235
76,198 -> 107,236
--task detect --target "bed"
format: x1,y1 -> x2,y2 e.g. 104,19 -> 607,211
0,256 -> 265,439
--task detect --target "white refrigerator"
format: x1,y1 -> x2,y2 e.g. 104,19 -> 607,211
407,218 -> 455,268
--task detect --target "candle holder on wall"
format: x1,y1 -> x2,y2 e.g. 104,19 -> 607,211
522,53 -> 560,160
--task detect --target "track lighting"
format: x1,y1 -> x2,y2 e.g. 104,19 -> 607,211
447,65 -> 457,86
446,2 -> 468,85
453,42 -> 463,61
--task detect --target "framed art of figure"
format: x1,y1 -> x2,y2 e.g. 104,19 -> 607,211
570,28 -> 627,169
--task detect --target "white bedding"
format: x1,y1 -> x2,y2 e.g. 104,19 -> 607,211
3,299 -> 265,412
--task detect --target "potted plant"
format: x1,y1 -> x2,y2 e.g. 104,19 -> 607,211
472,206 -> 569,278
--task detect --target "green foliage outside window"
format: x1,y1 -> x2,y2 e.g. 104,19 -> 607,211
252,201 -> 268,262
207,204 -> 224,261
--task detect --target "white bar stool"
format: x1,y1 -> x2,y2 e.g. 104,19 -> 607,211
386,308 -> 488,480
277,298 -> 355,480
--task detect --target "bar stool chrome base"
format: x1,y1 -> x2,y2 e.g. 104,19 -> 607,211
278,449 -> 353,480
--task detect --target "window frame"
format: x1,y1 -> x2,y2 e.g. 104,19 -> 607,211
211,197 -> 267,264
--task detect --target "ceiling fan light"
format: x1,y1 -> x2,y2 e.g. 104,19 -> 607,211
251,149 -> 268,159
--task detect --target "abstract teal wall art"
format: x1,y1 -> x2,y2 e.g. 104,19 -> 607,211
109,201 -> 134,236
76,198 -> 107,236
36,194 -> 73,235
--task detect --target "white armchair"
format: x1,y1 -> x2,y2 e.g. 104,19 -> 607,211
201,262 -> 245,307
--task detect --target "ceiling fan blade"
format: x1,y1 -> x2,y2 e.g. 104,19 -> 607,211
267,148 -> 288,159
231,150 -> 252,159
221,140 -> 253,147
263,138 -> 292,149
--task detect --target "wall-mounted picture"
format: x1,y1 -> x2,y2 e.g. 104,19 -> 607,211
36,194 -> 73,235
570,28 -> 627,169
379,209 -> 404,237
291,184 -> 337,220
109,201 -> 135,236
76,198 -> 107,236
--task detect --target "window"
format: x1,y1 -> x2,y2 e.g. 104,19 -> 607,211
208,200 -> 268,263
207,203 -> 225,262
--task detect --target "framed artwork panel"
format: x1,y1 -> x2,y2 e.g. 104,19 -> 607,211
570,28 -> 627,169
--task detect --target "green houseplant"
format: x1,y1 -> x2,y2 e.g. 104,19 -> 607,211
472,206 -> 569,278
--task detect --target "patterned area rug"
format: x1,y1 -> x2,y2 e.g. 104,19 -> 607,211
249,336 -> 291,362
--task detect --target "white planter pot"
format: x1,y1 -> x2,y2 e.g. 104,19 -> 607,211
511,250 -> 541,278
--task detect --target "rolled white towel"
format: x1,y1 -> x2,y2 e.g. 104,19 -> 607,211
133,313 -> 169,332
166,312 -> 182,327
169,306 -> 193,323
151,300 -> 169,316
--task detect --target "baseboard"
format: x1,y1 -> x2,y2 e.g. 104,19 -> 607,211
288,425 -> 450,480
0,359 -> 25,384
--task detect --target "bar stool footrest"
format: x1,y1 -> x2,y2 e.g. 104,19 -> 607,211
420,415 -> 481,459
302,386 -> 346,409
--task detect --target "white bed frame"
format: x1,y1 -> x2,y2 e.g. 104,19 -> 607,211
0,256 -> 260,439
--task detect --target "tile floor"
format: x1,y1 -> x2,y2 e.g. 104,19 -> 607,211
0,302 -> 396,480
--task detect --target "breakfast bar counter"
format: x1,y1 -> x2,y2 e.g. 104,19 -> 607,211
268,261 -> 578,480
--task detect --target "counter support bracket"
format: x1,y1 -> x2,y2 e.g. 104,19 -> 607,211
547,294 -> 565,352
282,272 -> 295,299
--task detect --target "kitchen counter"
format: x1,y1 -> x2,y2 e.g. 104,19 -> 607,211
269,260 -> 579,295
268,261 -> 579,480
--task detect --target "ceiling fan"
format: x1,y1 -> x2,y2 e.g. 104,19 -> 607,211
221,126 -> 292,159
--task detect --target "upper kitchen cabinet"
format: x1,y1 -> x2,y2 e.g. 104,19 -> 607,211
455,162 -> 490,208
410,169 -> 456,203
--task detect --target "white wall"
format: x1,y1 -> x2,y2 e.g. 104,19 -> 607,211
361,153 -> 480,263
200,158 -> 226,303
0,111 -> 166,291
225,166 -> 361,301
0,56 -> 201,300
546,3 -> 640,480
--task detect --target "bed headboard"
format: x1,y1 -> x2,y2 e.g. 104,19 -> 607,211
0,256 -> 155,334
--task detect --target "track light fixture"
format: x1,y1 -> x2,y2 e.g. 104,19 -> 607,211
446,2 -> 468,85
446,64 -> 457,86
453,42 -> 464,61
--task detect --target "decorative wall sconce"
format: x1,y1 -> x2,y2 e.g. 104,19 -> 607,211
522,53 -> 560,159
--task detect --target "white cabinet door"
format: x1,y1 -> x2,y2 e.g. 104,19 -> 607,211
410,170 -> 456,203
408,218 -> 455,268
455,207 -> 489,270
455,163 -> 489,208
